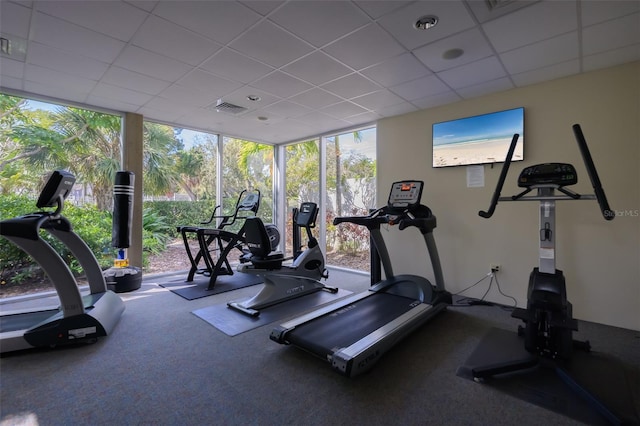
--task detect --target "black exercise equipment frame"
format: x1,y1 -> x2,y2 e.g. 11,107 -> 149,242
472,125 -> 626,424
176,190 -> 260,290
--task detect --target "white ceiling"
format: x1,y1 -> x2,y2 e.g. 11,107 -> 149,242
1,0 -> 638,144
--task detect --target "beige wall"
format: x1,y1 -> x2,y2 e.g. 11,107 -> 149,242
377,61 -> 639,330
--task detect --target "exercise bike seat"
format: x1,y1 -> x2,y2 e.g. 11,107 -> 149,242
242,217 -> 284,269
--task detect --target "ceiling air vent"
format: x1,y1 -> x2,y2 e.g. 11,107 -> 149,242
214,100 -> 247,115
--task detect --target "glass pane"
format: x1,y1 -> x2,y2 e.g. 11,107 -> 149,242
325,127 -> 377,272
222,136 -> 274,231
142,125 -> 218,275
0,93 -> 121,297
285,140 -> 320,258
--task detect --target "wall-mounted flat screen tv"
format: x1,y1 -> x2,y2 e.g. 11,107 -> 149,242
432,107 -> 524,168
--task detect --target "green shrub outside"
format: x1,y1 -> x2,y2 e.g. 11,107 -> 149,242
1,196 -> 214,284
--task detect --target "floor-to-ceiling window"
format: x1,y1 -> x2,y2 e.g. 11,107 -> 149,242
324,127 -> 376,272
0,93 -> 123,297
284,139 -> 320,257
141,123 -> 219,274
222,136 -> 274,230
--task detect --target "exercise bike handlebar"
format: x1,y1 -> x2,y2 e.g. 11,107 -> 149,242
478,133 -> 520,219
572,124 -> 614,221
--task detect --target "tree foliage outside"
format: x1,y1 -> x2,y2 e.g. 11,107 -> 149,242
0,93 -> 376,294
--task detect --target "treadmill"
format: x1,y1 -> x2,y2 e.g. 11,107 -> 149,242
271,180 -> 452,377
0,170 -> 125,353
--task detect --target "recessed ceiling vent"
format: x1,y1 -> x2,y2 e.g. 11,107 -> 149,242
214,99 -> 247,115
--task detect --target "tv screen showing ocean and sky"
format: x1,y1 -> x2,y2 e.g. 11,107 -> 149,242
432,107 -> 524,168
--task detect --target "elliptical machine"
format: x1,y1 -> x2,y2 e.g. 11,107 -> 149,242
469,125 -> 631,424
227,202 -> 337,317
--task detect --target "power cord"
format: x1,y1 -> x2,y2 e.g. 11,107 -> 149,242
451,271 -> 518,310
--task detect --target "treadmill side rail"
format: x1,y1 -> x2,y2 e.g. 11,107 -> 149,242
332,302 -> 446,377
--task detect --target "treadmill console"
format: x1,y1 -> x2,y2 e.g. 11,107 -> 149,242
36,170 -> 76,209
518,163 -> 577,188
388,180 -> 423,209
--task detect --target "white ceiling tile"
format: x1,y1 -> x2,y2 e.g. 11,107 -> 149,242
581,1 -> 640,27
500,32 -> 579,74
282,52 -> 352,86
455,77 -> 515,100
323,24 -> 405,70
27,42 -> 109,80
413,28 -> 495,72
289,88 -> 343,109
582,14 -> 640,56
352,89 -> 405,110
159,84 -> 220,108
377,102 -> 417,117
24,80 -> 88,104
200,49 -> 274,84
354,1 -> 413,19
177,69 -> 243,98
229,21 -> 314,68
1,75 -> 23,90
124,1 -> 158,13
91,82 -> 153,106
411,90 -> 461,110
321,73 -> 381,99
344,111 -> 380,126
131,16 -> 222,66
114,45 -> 193,82
153,1 -> 261,45
101,66 -> 172,95
583,44 -> 640,72
240,1 -> 285,16
32,12 -> 126,63
511,59 -> 580,87
85,93 -> 142,113
0,57 -> 25,78
260,100 -> 312,118
295,110 -> 349,129
36,0 -> 147,41
466,0 -> 539,23
378,1 -> 477,50
436,56 -> 506,89
25,64 -> 97,93
250,71 -> 313,98
483,1 -> 577,53
361,53 -> 430,87
389,75 -> 450,101
143,96 -> 192,113
269,1 -> 370,47
321,101 -> 368,119
0,1 -> 31,38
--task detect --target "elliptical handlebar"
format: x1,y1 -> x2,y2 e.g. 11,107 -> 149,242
572,124 -> 614,221
478,133 -> 520,219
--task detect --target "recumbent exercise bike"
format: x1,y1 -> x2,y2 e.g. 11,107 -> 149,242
227,202 -> 337,317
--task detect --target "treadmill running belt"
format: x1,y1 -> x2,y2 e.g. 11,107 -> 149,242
0,309 -> 58,333
285,292 -> 419,359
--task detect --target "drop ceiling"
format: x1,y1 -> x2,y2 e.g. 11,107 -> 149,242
1,0 -> 638,144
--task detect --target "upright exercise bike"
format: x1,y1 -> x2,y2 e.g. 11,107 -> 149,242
469,125 -> 635,424
227,202 -> 337,317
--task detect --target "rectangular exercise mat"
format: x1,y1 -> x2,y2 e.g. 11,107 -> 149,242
192,288 -> 352,336
155,271 -> 263,300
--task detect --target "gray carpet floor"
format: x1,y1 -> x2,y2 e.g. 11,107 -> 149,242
1,267 -> 638,426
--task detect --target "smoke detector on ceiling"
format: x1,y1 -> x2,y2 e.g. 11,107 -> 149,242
214,99 -> 248,115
